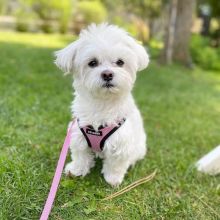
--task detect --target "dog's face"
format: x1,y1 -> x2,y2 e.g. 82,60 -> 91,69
55,24 -> 149,99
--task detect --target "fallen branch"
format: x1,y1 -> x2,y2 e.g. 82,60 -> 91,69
102,170 -> 157,201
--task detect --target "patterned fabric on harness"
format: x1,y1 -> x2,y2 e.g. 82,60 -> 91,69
78,118 -> 126,152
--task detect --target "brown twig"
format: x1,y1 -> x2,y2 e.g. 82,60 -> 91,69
102,170 -> 157,201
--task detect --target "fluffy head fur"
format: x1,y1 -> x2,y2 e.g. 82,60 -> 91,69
55,23 -> 149,99
55,23 -> 149,186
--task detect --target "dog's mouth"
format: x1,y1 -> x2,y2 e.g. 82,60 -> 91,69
102,83 -> 115,88
101,82 -> 120,94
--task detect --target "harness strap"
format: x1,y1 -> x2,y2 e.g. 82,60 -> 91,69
78,118 -> 126,152
40,120 -> 74,220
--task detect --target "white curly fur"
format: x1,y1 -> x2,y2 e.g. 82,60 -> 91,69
55,23 -> 149,186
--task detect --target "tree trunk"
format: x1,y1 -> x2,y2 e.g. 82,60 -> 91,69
160,0 -> 195,67
173,0 -> 195,67
160,0 -> 178,64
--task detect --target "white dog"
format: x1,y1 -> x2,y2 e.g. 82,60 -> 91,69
55,23 -> 149,186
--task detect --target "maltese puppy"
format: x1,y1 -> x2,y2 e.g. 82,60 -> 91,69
55,23 -> 149,186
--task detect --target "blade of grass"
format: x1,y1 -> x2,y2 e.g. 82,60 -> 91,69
191,192 -> 220,219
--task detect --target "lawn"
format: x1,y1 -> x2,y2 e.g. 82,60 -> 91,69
0,31 -> 220,220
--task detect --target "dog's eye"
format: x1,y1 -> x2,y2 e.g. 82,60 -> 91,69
88,59 -> 98,68
116,59 -> 124,67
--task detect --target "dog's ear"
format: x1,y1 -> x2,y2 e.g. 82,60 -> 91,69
54,40 -> 80,74
134,42 -> 149,71
126,38 -> 149,71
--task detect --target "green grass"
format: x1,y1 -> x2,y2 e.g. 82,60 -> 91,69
0,31 -> 220,220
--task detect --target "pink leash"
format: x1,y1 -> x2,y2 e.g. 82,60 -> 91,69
40,121 -> 74,220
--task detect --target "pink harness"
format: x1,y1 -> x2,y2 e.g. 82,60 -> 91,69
78,118 -> 126,152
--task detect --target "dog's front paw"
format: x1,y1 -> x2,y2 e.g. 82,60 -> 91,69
104,173 -> 124,187
65,161 -> 93,177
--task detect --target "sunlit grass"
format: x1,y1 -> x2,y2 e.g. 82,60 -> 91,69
0,31 -> 75,48
0,31 -> 220,219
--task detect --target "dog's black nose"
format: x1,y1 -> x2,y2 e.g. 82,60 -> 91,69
101,70 -> 114,82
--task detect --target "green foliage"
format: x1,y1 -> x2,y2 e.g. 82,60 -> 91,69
15,21 -> 28,32
15,11 -> 29,32
148,39 -> 163,58
57,0 -> 73,34
0,32 -> 220,219
190,35 -> 220,71
0,0 -> 7,14
14,2 -> 38,32
206,0 -> 220,18
15,0 -> 72,33
112,16 -> 149,43
75,0 -> 107,25
40,22 -> 54,33
125,0 -> 163,19
113,16 -> 138,37
106,0 -> 166,40
34,0 -> 72,33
